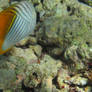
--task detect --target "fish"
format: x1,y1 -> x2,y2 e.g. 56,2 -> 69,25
0,1 -> 36,54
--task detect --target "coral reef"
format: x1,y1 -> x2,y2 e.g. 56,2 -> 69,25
0,0 -> 92,92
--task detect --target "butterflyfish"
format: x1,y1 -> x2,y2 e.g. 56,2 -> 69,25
0,1 -> 36,55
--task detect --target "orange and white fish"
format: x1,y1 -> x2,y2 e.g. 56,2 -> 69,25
0,1 -> 36,54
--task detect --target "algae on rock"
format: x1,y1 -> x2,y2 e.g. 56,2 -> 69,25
24,55 -> 62,88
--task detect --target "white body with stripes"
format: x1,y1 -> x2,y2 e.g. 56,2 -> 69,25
2,1 -> 36,50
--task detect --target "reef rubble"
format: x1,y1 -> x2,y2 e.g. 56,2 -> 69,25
0,0 -> 92,92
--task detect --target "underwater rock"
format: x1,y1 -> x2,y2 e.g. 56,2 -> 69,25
40,77 -> 53,92
36,15 -> 92,58
0,0 -> 9,8
0,69 -> 16,89
43,0 -> 60,10
85,86 -> 92,92
30,0 -> 66,21
57,69 -> 88,92
10,47 -> 38,64
29,45 -> 42,58
52,85 -> 60,92
24,55 -> 62,88
16,36 -> 37,46
57,68 -> 70,91
16,37 -> 30,46
69,75 -> 88,86
64,43 -> 90,71
28,36 -> 37,45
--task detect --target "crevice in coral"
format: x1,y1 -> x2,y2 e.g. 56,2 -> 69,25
36,12 -> 40,23
0,89 -> 3,92
52,76 -> 60,89
15,44 -> 29,49
67,6 -> 71,12
60,0 -> 63,4
22,83 -> 34,92
40,0 -> 44,4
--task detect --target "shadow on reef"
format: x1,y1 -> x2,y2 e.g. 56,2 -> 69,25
22,83 -> 34,92
0,89 -> 3,92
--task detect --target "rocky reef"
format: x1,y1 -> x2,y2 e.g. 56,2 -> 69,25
0,0 -> 92,92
